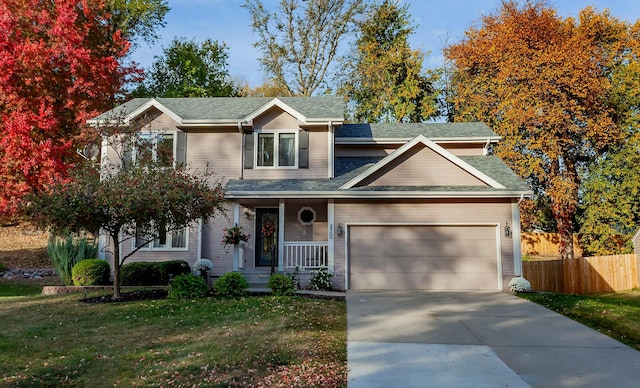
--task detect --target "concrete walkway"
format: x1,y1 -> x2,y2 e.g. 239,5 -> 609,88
347,291 -> 640,387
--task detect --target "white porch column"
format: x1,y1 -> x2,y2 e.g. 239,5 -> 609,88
278,199 -> 285,271
512,201 -> 523,276
233,203 -> 240,271
328,200 -> 335,273
196,218 -> 203,262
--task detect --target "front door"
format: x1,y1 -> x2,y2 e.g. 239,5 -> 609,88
255,208 -> 278,267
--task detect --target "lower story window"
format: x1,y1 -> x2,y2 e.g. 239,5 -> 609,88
135,224 -> 187,250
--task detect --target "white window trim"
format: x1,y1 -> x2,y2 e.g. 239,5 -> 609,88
254,129 -> 298,169
133,225 -> 189,252
134,130 -> 179,168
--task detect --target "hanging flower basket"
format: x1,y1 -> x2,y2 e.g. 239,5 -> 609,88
221,225 -> 250,246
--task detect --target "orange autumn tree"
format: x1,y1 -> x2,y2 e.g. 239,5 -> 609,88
0,0 -> 138,219
446,1 -> 631,260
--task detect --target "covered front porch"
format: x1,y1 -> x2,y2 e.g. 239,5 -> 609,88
228,199 -> 336,274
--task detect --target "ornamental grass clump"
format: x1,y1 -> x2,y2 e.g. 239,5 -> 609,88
509,276 -> 532,293
47,233 -> 98,285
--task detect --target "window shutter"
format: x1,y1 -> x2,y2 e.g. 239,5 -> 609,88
176,131 -> 187,166
243,132 -> 254,169
299,130 -> 309,169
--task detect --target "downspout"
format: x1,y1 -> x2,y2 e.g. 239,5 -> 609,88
328,121 -> 334,178
197,218 -> 203,261
483,139 -> 491,156
513,194 -> 525,276
238,121 -> 244,180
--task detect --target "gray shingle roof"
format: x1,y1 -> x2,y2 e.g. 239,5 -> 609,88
336,122 -> 499,139
91,97 -> 345,122
225,155 -> 530,196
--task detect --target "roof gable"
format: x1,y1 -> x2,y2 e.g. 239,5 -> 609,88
244,98 -> 307,124
340,135 -> 506,189
89,97 -> 344,127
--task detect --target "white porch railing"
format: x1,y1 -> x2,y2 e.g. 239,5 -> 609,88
283,241 -> 329,270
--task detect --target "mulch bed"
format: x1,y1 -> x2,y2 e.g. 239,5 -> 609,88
81,288 -> 169,303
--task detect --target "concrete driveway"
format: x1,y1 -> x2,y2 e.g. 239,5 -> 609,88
347,291 -> 640,387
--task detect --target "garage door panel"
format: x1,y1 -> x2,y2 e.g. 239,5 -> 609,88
349,225 -> 499,290
351,272 -> 425,290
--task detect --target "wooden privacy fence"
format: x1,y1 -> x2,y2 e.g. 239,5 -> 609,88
521,232 -> 583,257
523,254 -> 638,294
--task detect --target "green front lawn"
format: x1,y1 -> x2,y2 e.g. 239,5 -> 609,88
0,286 -> 347,387
519,289 -> 640,351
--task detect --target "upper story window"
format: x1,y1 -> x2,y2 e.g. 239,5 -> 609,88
244,129 -> 308,170
256,131 -> 297,168
125,131 -> 177,168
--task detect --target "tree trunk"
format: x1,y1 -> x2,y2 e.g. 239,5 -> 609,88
111,232 -> 121,299
557,217 -> 575,261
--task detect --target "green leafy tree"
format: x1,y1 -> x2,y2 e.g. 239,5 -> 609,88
445,1 -> 634,260
133,37 -> 237,97
26,116 -> 226,298
107,0 -> 170,48
340,0 -> 439,123
579,132 -> 640,255
244,0 -> 368,96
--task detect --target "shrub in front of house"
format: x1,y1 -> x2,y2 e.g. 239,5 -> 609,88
121,260 -> 191,286
508,276 -> 532,293
309,268 -> 334,291
214,272 -> 249,297
158,260 -> 191,284
268,274 -> 296,296
71,259 -> 111,286
120,262 -> 162,286
168,274 -> 210,299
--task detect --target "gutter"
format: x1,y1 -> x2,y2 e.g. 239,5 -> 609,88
225,190 -> 534,200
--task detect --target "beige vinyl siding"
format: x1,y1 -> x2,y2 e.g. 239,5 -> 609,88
187,131 -> 242,184
357,144 -> 487,187
283,200 -> 328,241
333,200 -> 515,290
335,145 -> 394,158
438,143 -> 485,156
144,110 -> 178,131
335,143 -> 486,158
254,107 -> 300,130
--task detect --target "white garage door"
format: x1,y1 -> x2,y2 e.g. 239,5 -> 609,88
349,225 -> 499,290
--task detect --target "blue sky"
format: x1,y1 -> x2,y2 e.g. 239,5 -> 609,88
130,0 -> 640,87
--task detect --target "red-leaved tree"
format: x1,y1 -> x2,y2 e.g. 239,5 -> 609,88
0,0 -> 139,219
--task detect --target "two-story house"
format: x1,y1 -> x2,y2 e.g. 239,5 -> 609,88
90,97 -> 532,291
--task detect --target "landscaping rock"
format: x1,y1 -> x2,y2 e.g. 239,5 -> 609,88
0,268 -> 57,279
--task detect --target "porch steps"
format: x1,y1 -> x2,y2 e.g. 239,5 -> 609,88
241,271 -> 272,288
